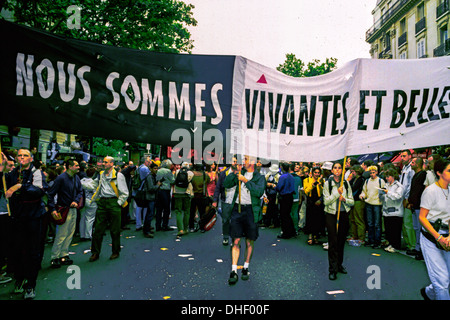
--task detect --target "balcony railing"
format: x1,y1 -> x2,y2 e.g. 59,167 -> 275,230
398,32 -> 407,48
433,38 -> 450,57
366,0 -> 419,42
436,0 -> 449,20
415,17 -> 426,35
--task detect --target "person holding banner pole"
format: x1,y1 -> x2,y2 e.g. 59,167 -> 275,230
3,149 -> 47,299
323,160 -> 354,280
224,155 -> 265,284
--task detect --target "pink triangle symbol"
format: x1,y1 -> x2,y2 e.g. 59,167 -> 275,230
257,74 -> 267,84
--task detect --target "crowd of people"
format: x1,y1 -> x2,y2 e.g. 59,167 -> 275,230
0,147 -> 449,299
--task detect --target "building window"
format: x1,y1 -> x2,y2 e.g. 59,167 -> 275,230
417,2 -> 425,19
436,0 -> 449,20
400,18 -> 406,34
440,25 -> 448,44
416,3 -> 426,35
417,38 -> 426,58
384,32 -> 391,51
434,25 -> 449,56
399,18 -> 407,47
399,51 -> 407,59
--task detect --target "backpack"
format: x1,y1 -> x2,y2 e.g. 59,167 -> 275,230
134,173 -> 150,207
175,167 -> 190,188
132,172 -> 142,191
132,165 -> 150,191
327,177 -> 350,196
363,177 -> 383,189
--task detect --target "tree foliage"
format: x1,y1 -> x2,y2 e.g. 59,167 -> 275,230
277,53 -> 338,77
2,0 -> 198,53
92,137 -> 125,158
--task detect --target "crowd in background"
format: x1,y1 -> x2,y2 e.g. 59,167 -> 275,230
1,145 -> 449,299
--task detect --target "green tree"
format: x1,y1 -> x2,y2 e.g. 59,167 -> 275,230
277,53 -> 338,77
92,137 -> 125,158
2,0 -> 197,53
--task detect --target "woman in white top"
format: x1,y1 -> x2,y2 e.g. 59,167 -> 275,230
419,159 -> 450,300
380,168 -> 404,253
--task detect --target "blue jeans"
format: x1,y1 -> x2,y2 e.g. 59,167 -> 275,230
365,204 -> 382,245
143,201 -> 155,235
421,231 -> 450,300
412,209 -> 421,251
156,189 -> 171,230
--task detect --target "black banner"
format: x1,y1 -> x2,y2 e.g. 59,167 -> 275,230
0,20 -> 235,148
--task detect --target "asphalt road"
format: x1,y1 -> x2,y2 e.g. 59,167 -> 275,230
0,213 -> 430,302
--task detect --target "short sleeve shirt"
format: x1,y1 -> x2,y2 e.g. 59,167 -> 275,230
420,183 -> 450,225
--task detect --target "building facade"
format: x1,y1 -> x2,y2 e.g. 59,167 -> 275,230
366,0 -> 449,59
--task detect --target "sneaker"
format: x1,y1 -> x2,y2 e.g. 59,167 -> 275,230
0,274 -> 12,284
415,251 -> 424,260
420,287 -> 430,300
228,271 -> 238,285
24,288 -> 36,300
384,245 -> 396,253
14,279 -> 27,294
322,242 -> 328,250
60,256 -> 73,265
50,258 -> 61,268
222,238 -> 229,246
241,268 -> 250,281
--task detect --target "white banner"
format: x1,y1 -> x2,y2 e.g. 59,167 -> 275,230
230,56 -> 450,162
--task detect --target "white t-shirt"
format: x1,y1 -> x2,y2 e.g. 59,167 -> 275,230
423,170 -> 437,187
420,182 -> 450,225
235,172 -> 253,205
